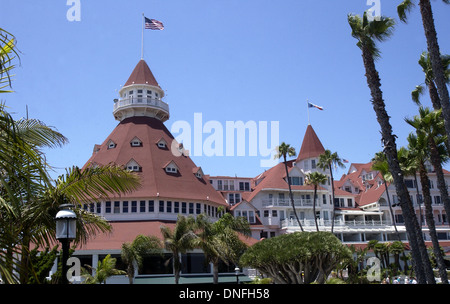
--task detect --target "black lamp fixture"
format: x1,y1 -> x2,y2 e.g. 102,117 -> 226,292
55,204 -> 77,284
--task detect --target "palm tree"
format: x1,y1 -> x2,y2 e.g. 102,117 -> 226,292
275,142 -> 303,231
405,107 -> 450,228
398,0 -> 450,151
317,150 -> 345,233
411,52 -> 450,110
81,254 -> 126,284
0,28 -> 19,93
121,235 -> 162,284
408,133 -> 449,283
389,241 -> 406,275
305,172 -> 327,231
348,12 -> 434,284
411,52 -> 450,153
194,211 -> 250,284
371,152 -> 402,239
160,215 -> 197,284
405,110 -> 449,283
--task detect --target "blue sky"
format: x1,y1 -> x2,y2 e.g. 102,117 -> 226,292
2,0 -> 450,180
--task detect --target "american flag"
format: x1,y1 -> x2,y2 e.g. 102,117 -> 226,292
145,17 -> 164,30
308,102 -> 324,111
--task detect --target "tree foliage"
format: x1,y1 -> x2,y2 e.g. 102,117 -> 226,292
240,232 -> 351,284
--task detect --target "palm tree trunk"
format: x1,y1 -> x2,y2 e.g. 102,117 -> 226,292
419,0 -> 450,151
313,186 -> 319,232
361,44 -> 434,284
329,164 -> 336,233
384,180 -> 401,241
427,81 -> 450,154
428,136 -> 450,228
213,261 -> 219,284
418,161 -> 449,283
283,156 -> 303,232
413,174 -> 423,226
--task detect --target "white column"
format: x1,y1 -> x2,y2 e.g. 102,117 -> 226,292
92,254 -> 99,276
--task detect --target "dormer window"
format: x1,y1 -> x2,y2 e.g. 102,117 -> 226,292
107,140 -> 116,149
193,167 -> 204,179
157,138 -> 168,149
126,159 -> 142,172
164,161 -> 179,174
130,137 -> 142,147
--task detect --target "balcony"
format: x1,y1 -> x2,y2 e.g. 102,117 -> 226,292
280,218 -> 392,229
262,198 -> 314,208
113,97 -> 169,114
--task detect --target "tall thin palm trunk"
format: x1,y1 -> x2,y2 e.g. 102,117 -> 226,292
329,164 -> 337,233
419,0 -> 450,150
418,161 -> 449,283
428,136 -> 450,228
283,156 -> 303,232
312,186 -> 319,232
360,43 -> 434,284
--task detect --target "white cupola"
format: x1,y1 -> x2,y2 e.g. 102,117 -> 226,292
113,59 -> 169,122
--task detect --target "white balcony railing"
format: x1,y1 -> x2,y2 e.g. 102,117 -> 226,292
113,97 -> 169,114
262,198 -> 314,208
280,218 -> 392,229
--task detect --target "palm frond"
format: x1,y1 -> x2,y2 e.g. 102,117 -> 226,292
54,165 -> 141,204
397,0 -> 415,23
14,118 -> 68,149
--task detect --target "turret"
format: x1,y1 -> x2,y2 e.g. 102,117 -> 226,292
113,59 -> 169,122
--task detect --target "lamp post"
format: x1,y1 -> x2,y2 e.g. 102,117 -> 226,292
55,204 -> 77,284
235,266 -> 240,284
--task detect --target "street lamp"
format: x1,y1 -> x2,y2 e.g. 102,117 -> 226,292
55,204 -> 77,284
235,266 -> 240,284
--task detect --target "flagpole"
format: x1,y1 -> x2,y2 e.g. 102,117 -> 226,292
141,13 -> 145,60
307,99 -> 310,125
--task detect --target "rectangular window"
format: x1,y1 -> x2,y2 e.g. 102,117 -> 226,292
272,210 -> 278,217
122,201 -> 129,213
322,194 -> 327,205
245,182 -> 250,191
434,196 -> 442,205
239,182 -> 244,191
182,202 -> 187,214
311,159 -> 316,169
304,160 -> 309,170
105,201 -> 111,213
189,203 -> 194,214
174,202 -> 180,213
140,200 -> 146,212
248,211 -> 255,224
196,203 -> 201,214
404,179 -> 415,188
347,198 -> 353,207
217,180 -> 223,190
264,210 -> 269,217
229,193 -> 235,205
148,200 -> 154,212
96,202 -> 101,213
131,201 -> 137,213
114,201 -> 120,213
235,193 -> 241,203
289,176 -> 301,185
159,201 -> 165,212
229,181 -> 235,191
167,201 -> 172,213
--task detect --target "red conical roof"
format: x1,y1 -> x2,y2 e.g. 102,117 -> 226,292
124,59 -> 160,88
83,116 -> 226,206
296,124 -> 325,162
